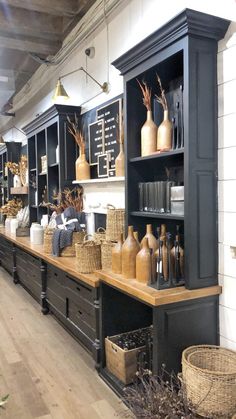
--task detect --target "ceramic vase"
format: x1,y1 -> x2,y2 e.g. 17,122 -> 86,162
115,142 -> 125,177
13,174 -> 21,188
136,237 -> 151,284
76,153 -> 90,181
141,224 -> 158,283
157,110 -> 172,152
122,226 -> 140,279
111,233 -> 123,274
141,110 -> 157,156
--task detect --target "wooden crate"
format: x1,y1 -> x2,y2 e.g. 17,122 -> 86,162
105,327 -> 151,384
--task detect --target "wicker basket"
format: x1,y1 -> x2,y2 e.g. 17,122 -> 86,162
75,236 -> 101,273
101,240 -> 116,270
182,345 -> 236,418
106,204 -> 125,242
44,229 -> 86,256
93,227 -> 106,243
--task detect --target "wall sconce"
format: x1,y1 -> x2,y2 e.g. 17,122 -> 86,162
53,66 -> 109,101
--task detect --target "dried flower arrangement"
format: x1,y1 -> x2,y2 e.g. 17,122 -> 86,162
137,80 -> 152,111
121,369 -> 225,419
0,198 -> 23,216
19,155 -> 28,186
47,186 -> 84,213
5,161 -> 20,176
67,114 -> 85,155
155,74 -> 168,111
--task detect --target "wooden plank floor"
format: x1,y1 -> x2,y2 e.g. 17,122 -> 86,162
0,267 -> 128,419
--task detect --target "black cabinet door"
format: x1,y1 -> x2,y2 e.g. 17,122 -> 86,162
0,237 -> 13,275
15,247 -> 41,301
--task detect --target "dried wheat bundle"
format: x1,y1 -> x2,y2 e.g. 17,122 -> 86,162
137,79 -> 152,111
155,73 -> 168,110
67,114 -> 85,154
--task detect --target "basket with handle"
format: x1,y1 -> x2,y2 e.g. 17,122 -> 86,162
75,234 -> 101,273
182,345 -> 236,418
93,227 -> 106,243
106,204 -> 125,242
101,240 -> 117,270
43,227 -> 55,254
60,230 -> 86,257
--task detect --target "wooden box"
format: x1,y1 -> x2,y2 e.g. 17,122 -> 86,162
16,227 -> 30,237
105,327 -> 151,384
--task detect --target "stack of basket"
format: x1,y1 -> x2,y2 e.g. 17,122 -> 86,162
182,345 -> 236,418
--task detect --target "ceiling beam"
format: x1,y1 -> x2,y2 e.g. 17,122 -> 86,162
0,0 -> 79,17
0,6 -> 62,41
0,35 -> 61,55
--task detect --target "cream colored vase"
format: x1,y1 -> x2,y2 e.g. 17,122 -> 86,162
115,142 -> 125,177
157,110 -> 172,152
75,153 -> 90,181
141,110 -> 157,156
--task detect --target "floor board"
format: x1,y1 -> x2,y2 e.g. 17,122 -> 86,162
0,268 -> 128,419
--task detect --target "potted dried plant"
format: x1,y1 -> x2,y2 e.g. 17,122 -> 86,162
137,80 -> 157,157
67,114 -> 90,181
156,74 -> 172,152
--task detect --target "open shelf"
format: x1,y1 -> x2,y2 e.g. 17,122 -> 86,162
130,149 -> 184,163
49,162 -> 59,168
130,211 -> 184,220
30,168 -> 37,172
72,176 -> 125,185
10,186 -> 28,195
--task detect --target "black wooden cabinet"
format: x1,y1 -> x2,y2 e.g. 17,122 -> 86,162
112,9 -> 229,290
15,247 -> 42,302
24,104 -> 81,224
0,146 -> 8,208
0,236 -> 13,275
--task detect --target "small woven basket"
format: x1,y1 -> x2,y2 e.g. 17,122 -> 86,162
182,345 -> 236,418
101,240 -> 116,270
61,231 -> 86,257
43,228 -> 55,254
75,235 -> 101,273
93,227 -> 106,243
106,204 -> 125,242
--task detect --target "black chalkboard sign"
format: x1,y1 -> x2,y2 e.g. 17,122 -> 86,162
97,98 -> 122,172
98,153 -> 110,177
88,119 -> 105,165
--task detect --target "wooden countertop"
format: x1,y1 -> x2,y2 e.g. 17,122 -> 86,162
0,228 -> 221,305
96,270 -> 222,306
0,228 -> 99,288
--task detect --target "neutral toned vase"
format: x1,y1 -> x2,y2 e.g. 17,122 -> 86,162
111,233 -> 123,274
76,153 -> 90,181
141,224 -> 158,283
141,110 -> 157,156
136,237 -> 151,284
157,110 -> 172,152
115,142 -> 125,177
13,174 -> 21,188
133,231 -> 140,249
122,226 -> 140,279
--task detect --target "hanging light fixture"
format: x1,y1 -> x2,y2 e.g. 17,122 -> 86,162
0,136 -> 5,145
52,66 -> 109,101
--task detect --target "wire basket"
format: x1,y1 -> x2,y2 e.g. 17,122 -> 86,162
182,345 -> 236,418
106,204 -> 125,242
75,235 -> 101,273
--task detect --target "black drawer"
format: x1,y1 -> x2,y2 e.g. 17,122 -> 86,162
15,247 -> 41,301
68,298 -> 95,341
65,275 -> 95,304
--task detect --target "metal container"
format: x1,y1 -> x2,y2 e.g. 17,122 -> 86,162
171,201 -> 184,215
170,186 -> 184,201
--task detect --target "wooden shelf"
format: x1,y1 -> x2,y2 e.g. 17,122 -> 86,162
72,176 -> 125,185
130,211 -> 184,220
30,168 -> 36,172
129,149 -> 184,163
10,186 -> 28,195
49,162 -> 59,168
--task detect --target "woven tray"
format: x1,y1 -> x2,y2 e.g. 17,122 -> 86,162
75,236 -> 101,273
182,345 -> 236,418
106,204 -> 125,242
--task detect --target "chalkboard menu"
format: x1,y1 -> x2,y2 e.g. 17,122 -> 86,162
97,98 -> 122,173
98,153 -> 110,177
88,119 -> 105,165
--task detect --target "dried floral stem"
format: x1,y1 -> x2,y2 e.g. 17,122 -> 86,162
47,186 -> 84,213
116,111 -> 124,145
67,114 -> 85,154
137,79 -> 152,111
0,198 -> 23,216
155,74 -> 168,111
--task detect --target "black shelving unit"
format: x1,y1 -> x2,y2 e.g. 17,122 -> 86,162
0,146 -> 8,207
24,104 -> 81,224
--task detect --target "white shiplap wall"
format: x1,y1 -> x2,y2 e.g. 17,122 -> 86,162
218,23 -> 236,350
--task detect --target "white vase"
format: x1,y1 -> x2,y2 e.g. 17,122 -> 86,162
13,174 -> 21,188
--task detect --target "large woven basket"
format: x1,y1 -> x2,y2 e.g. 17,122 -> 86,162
182,345 -> 236,418
93,227 -> 106,243
101,240 -> 116,270
106,204 -> 125,242
43,228 -> 86,256
75,236 -> 101,273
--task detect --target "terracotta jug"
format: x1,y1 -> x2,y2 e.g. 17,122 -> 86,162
141,111 -> 157,156
136,238 -> 151,284
76,153 -> 90,181
115,142 -> 125,177
122,226 -> 140,279
157,110 -> 172,152
141,224 -> 158,283
111,233 -> 123,274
